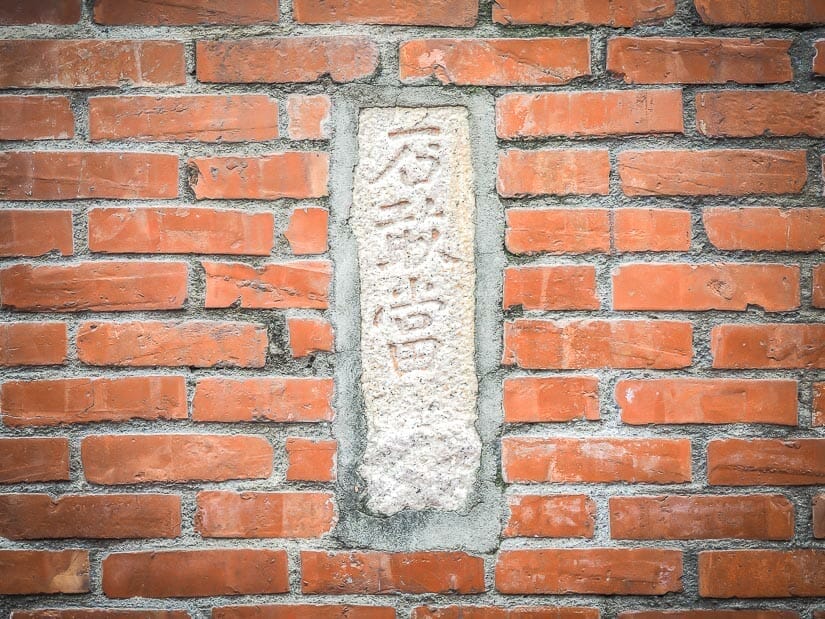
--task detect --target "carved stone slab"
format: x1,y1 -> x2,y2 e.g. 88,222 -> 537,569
352,106 -> 480,514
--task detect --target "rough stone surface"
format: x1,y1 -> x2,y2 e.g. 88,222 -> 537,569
352,106 -> 479,514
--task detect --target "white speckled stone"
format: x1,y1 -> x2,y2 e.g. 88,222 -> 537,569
352,106 -> 480,514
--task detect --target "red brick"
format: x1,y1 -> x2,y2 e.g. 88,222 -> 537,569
90,95 -> 279,142
614,208 -> 691,252
816,41 -> 825,75
493,0 -> 674,26
699,550 -> 825,597
497,90 -> 683,139
103,549 -> 289,598
0,550 -> 89,595
503,266 -> 598,311
504,494 -> 595,538
703,207 -> 825,252
505,209 -> 610,255
0,437 -> 69,484
0,0 -> 80,24
708,438 -> 825,485
190,152 -> 328,200
620,611 -> 798,619
697,91 -> 825,137
295,0 -> 476,25
0,210 -> 73,257
814,266 -> 825,308
214,605 -> 394,619
619,149 -> 806,196
498,150 -> 610,197
414,608 -> 599,619
607,37 -> 792,84
616,379 -> 798,425
0,494 -> 180,539
503,437 -> 691,483
0,40 -> 185,88
612,263 -> 800,312
89,207 -> 274,256
2,376 -> 187,427
193,378 -> 333,423
0,151 -> 179,200
695,0 -> 825,24
301,551 -> 485,594
502,319 -> 693,370
503,376 -> 599,423
203,261 -> 331,309
815,494 -> 825,538
287,94 -> 331,140
0,96 -> 74,140
0,323 -> 67,366
81,434 -> 273,484
610,495 -> 794,540
288,318 -> 334,357
400,38 -> 590,86
286,438 -> 337,482
94,0 -> 279,24
496,549 -> 683,595
0,262 -> 187,312
77,321 -> 267,368
12,611 -> 190,619
286,207 -> 329,255
195,491 -> 335,538
196,38 -> 378,83
711,324 -> 825,369
815,383 -> 825,426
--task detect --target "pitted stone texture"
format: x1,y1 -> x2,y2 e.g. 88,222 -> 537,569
352,106 -> 479,514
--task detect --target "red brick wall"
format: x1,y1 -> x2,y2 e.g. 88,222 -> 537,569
0,0 -> 823,617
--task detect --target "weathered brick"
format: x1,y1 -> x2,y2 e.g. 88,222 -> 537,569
0,323 -> 67,366
195,491 -> 335,538
612,263 -> 800,312
815,382 -> 825,426
0,262 -> 187,312
213,605 -> 394,619
699,550 -> 825,597
0,0 -> 80,24
503,319 -> 693,369
89,207 -> 274,255
193,378 -> 333,423
711,324 -> 825,369
504,494 -> 595,538
708,438 -> 825,485
497,90 -> 683,139
814,266 -> 825,308
287,318 -> 334,357
196,38 -> 378,83
498,150 -> 610,197
0,40 -> 185,88
610,495 -> 794,540
400,38 -> 590,86
414,608 -> 599,619
496,549 -> 683,595
285,207 -> 329,255
503,376 -> 599,423
301,551 -> 485,594
503,266 -> 599,310
0,494 -> 181,539
0,96 -> 74,140
287,94 -> 331,140
620,611 -> 798,619
203,261 -> 331,309
703,207 -> 825,252
0,437 -> 69,484
505,209 -> 610,255
493,0 -> 675,26
0,210 -> 73,257
12,611 -> 190,619
614,208 -> 691,252
190,153 -> 328,199
607,37 -> 792,84
503,437 -> 691,483
0,550 -> 89,595
2,376 -> 187,426
697,91 -> 825,137
816,40 -> 825,75
103,549 -> 289,598
81,434 -> 273,484
815,494 -> 825,538
616,379 -> 798,425
286,438 -> 337,482
0,151 -> 179,200
695,0 -> 825,25
295,0 -> 477,25
90,95 -> 279,142
77,321 -> 267,368
94,0 -> 279,24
